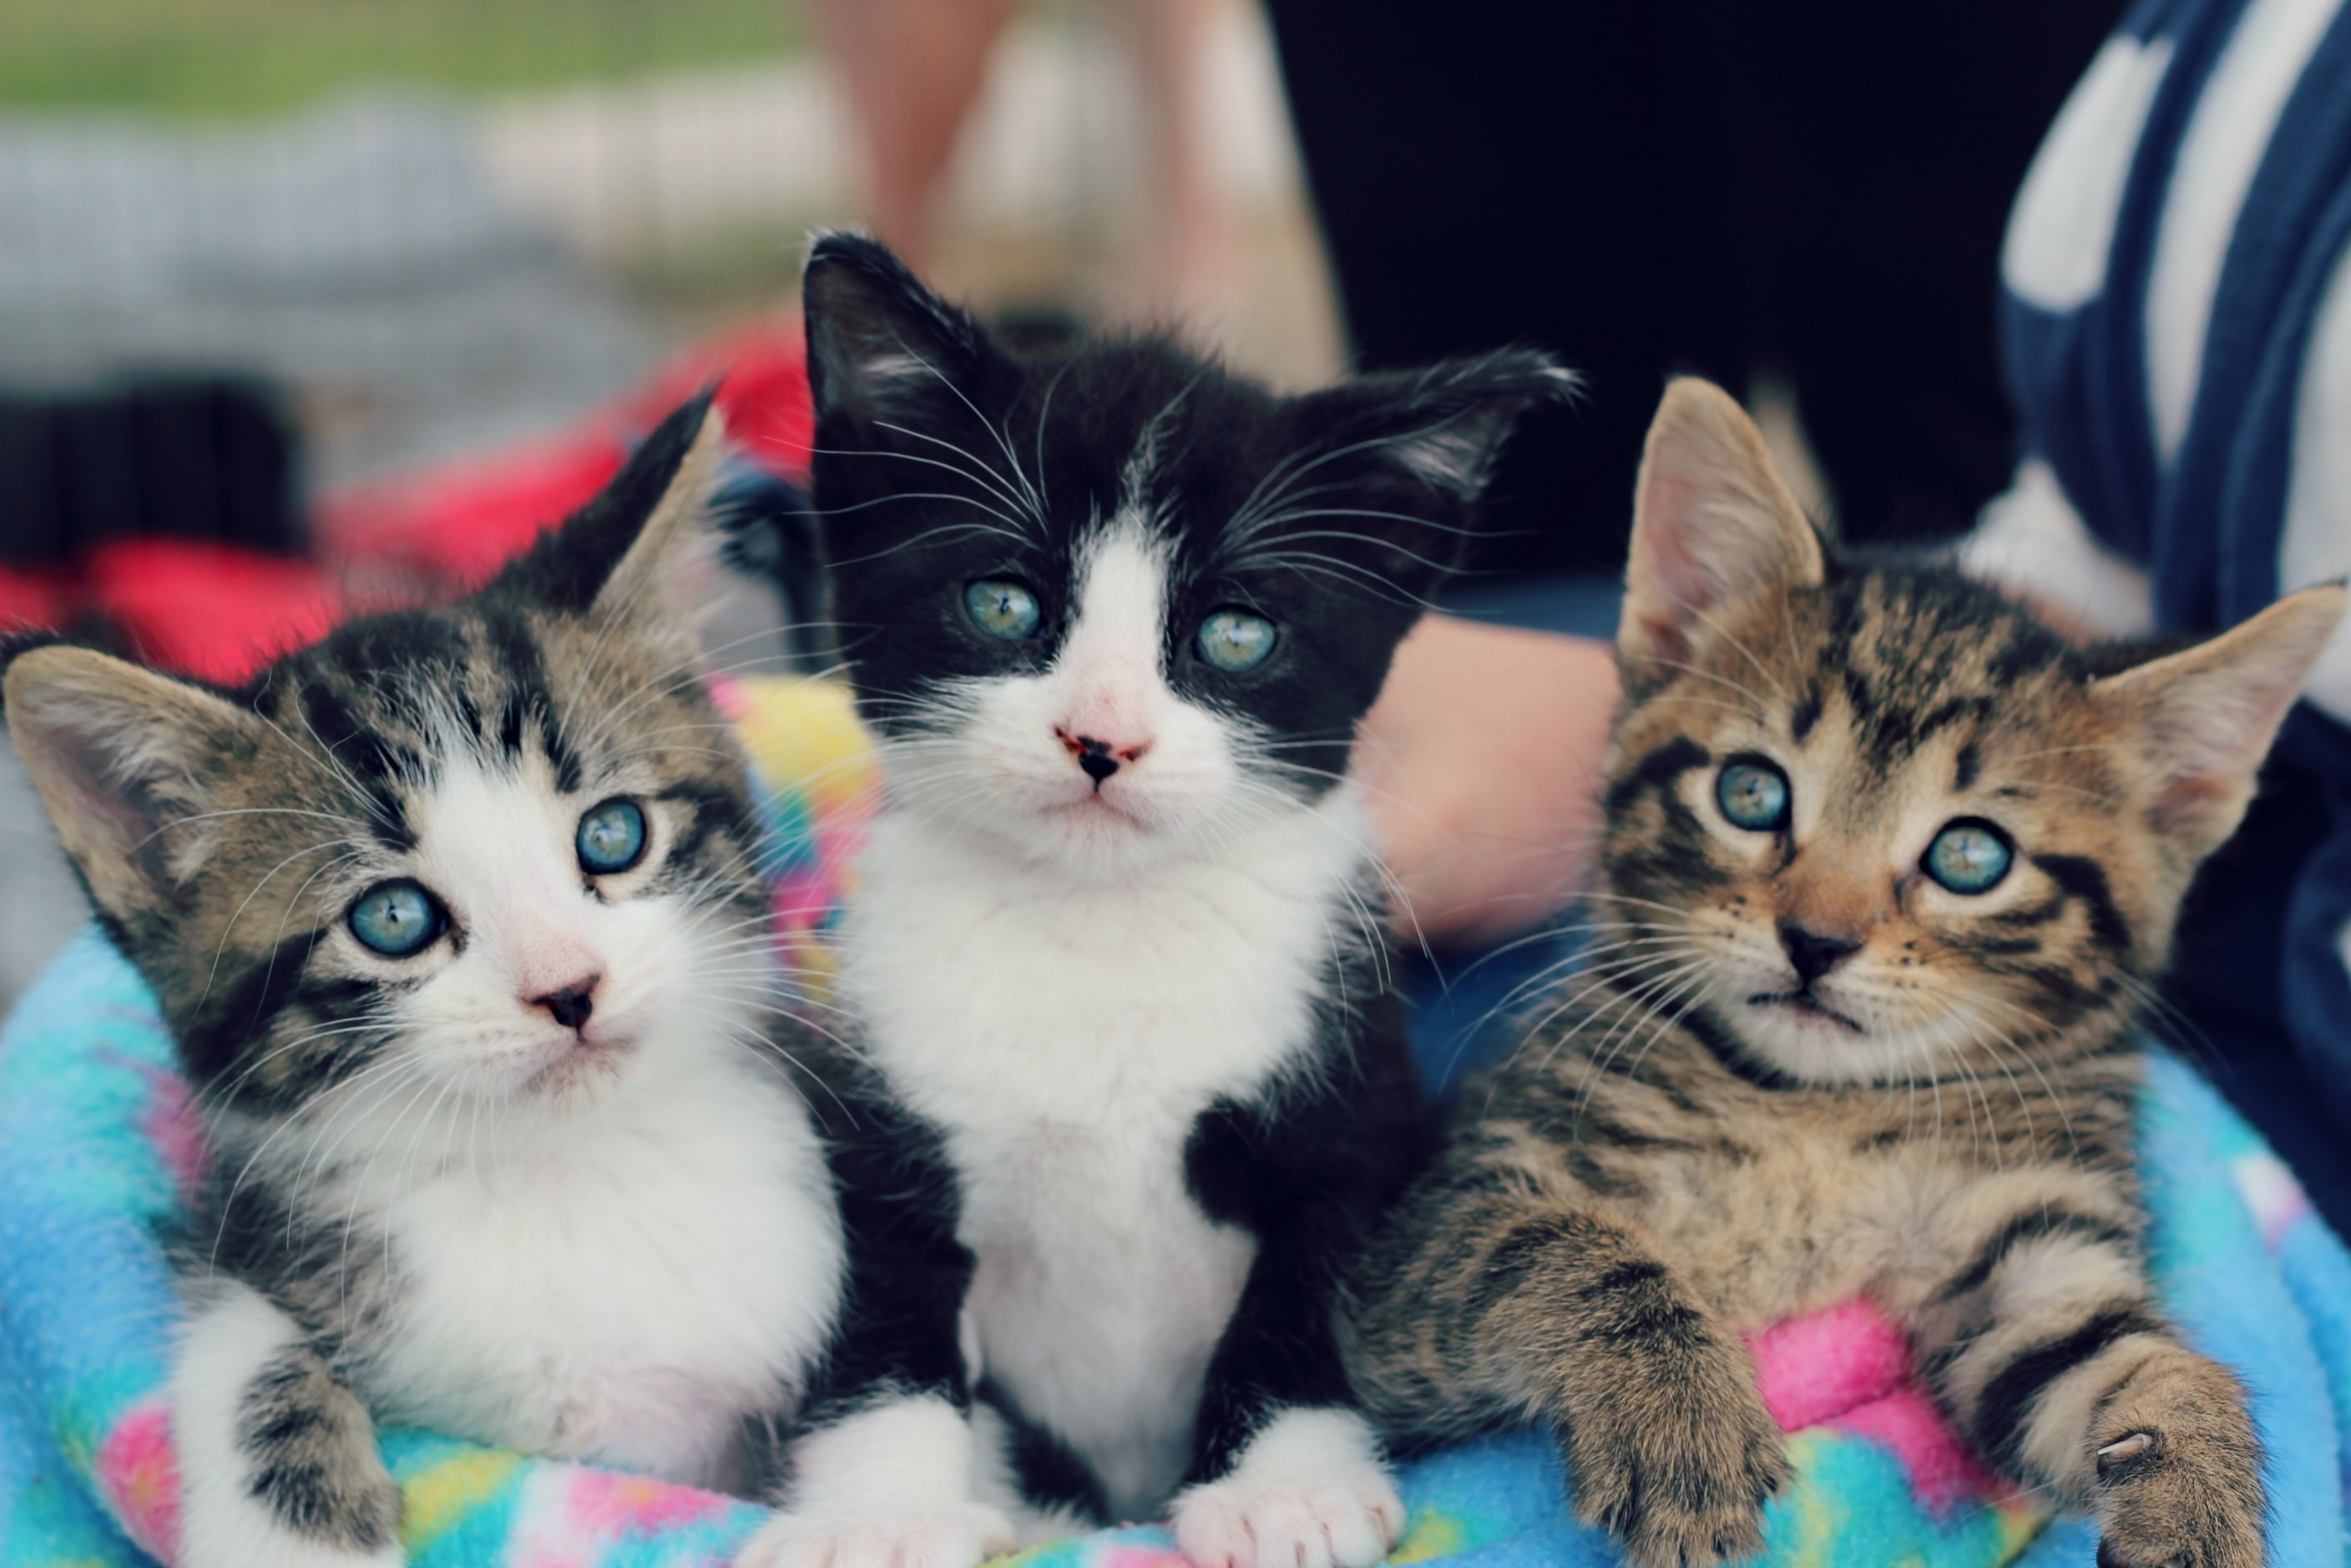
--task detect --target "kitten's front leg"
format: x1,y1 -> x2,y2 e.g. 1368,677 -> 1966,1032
1171,1407 -> 1403,1568
741,1391 -> 1014,1568
1347,1181 -> 1786,1568
737,1084 -> 1007,1568
1914,1205 -> 2265,1567
1169,1062 -> 1426,1568
173,1277 -> 402,1568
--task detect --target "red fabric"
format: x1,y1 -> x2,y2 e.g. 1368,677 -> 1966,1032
0,565 -> 76,638
318,321 -> 814,593
11,321 -> 815,686
320,434 -> 633,591
85,541 -> 347,687
620,321 -> 817,479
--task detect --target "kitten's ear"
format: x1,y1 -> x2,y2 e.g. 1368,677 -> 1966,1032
2093,584 -> 2345,853
489,393 -> 726,639
4,645 -> 265,918
1620,377 -> 1824,676
1293,350 -> 1573,503
1277,350 -> 1573,598
802,231 -> 996,426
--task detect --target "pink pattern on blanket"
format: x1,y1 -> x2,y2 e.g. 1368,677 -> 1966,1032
132,1060 -> 207,1207
562,1467 -> 734,1533
1102,1542 -> 1193,1568
95,1397 -> 183,1563
1747,1297 -> 2008,1515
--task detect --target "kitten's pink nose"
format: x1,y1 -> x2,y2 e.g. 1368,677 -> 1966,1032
530,974 -> 603,1033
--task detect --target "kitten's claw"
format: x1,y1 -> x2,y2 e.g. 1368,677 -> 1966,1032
733,1505 -> 1015,1568
2087,1353 -> 2266,1568
1170,1470 -> 1404,1568
2093,1453 -> 2265,1568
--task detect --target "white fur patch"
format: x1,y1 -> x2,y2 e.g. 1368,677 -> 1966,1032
883,522 -> 1253,877
215,751 -> 844,1487
173,1281 -> 403,1568
841,508 -> 1384,1520
1169,1408 -> 1403,1568
354,1040 -> 842,1482
844,787 -> 1373,1519
741,1393 -> 1016,1568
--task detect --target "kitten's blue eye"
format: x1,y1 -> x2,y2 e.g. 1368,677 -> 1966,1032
1196,609 -> 1277,672
577,799 -> 648,875
1716,760 -> 1790,832
1924,819 -> 2012,895
966,579 -> 1042,640
348,881 -> 445,959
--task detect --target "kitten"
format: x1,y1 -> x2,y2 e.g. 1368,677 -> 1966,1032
3,400 -> 846,1568
732,235 -> 1568,1568
1342,379 -> 2340,1568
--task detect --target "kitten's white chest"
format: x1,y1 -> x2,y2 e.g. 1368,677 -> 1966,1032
362,1054 -> 842,1486
845,809 -> 1363,1517
958,1106 -> 1254,1520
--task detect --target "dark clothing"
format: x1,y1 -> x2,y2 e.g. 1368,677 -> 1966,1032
1260,0 -> 2121,567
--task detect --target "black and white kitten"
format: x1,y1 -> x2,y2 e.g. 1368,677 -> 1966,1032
739,235 -> 1568,1568
4,402 -> 845,1568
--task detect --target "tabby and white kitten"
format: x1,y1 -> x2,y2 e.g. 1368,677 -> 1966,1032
1343,379 -> 2339,1568
3,402 -> 845,1568
736,235 -> 1566,1568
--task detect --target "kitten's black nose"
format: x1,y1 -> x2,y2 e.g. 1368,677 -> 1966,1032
534,980 -> 599,1032
1058,727 -> 1146,784
1778,920 -> 1860,984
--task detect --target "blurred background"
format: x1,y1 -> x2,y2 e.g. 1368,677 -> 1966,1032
0,0 -> 1350,1009
0,0 -> 2120,1013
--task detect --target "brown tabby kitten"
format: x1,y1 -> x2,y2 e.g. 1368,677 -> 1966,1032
1342,379 -> 2342,1568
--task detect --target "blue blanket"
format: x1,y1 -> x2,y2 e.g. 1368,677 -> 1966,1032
4,923 -> 2349,1566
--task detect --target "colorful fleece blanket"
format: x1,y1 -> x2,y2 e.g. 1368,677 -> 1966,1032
4,677 -> 2348,1568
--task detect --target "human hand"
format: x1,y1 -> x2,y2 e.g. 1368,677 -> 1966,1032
1355,615 -> 1618,948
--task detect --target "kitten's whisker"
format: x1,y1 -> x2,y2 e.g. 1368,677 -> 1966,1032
868,420 -> 1038,523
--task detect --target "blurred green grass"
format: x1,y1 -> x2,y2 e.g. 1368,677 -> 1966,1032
0,0 -> 806,116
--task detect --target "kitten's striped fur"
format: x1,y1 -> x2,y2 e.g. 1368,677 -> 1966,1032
5,400 -> 846,1568
1343,381 -> 2341,1568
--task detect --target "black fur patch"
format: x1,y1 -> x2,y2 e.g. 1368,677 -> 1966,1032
1935,1210 -> 2136,1304
796,233 -> 1509,1515
2031,853 -> 2134,955
235,1344 -> 399,1550
1975,1304 -> 2164,1464
802,231 -> 1567,801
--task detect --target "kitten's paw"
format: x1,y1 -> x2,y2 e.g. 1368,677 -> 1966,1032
176,1457 -> 404,1568
2086,1353 -> 2266,1567
1170,1470 -> 1403,1568
2094,1452 -> 2264,1568
2090,1431 -> 2266,1568
733,1505 -> 1016,1568
1556,1333 -> 1787,1568
1170,1408 -> 1405,1568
